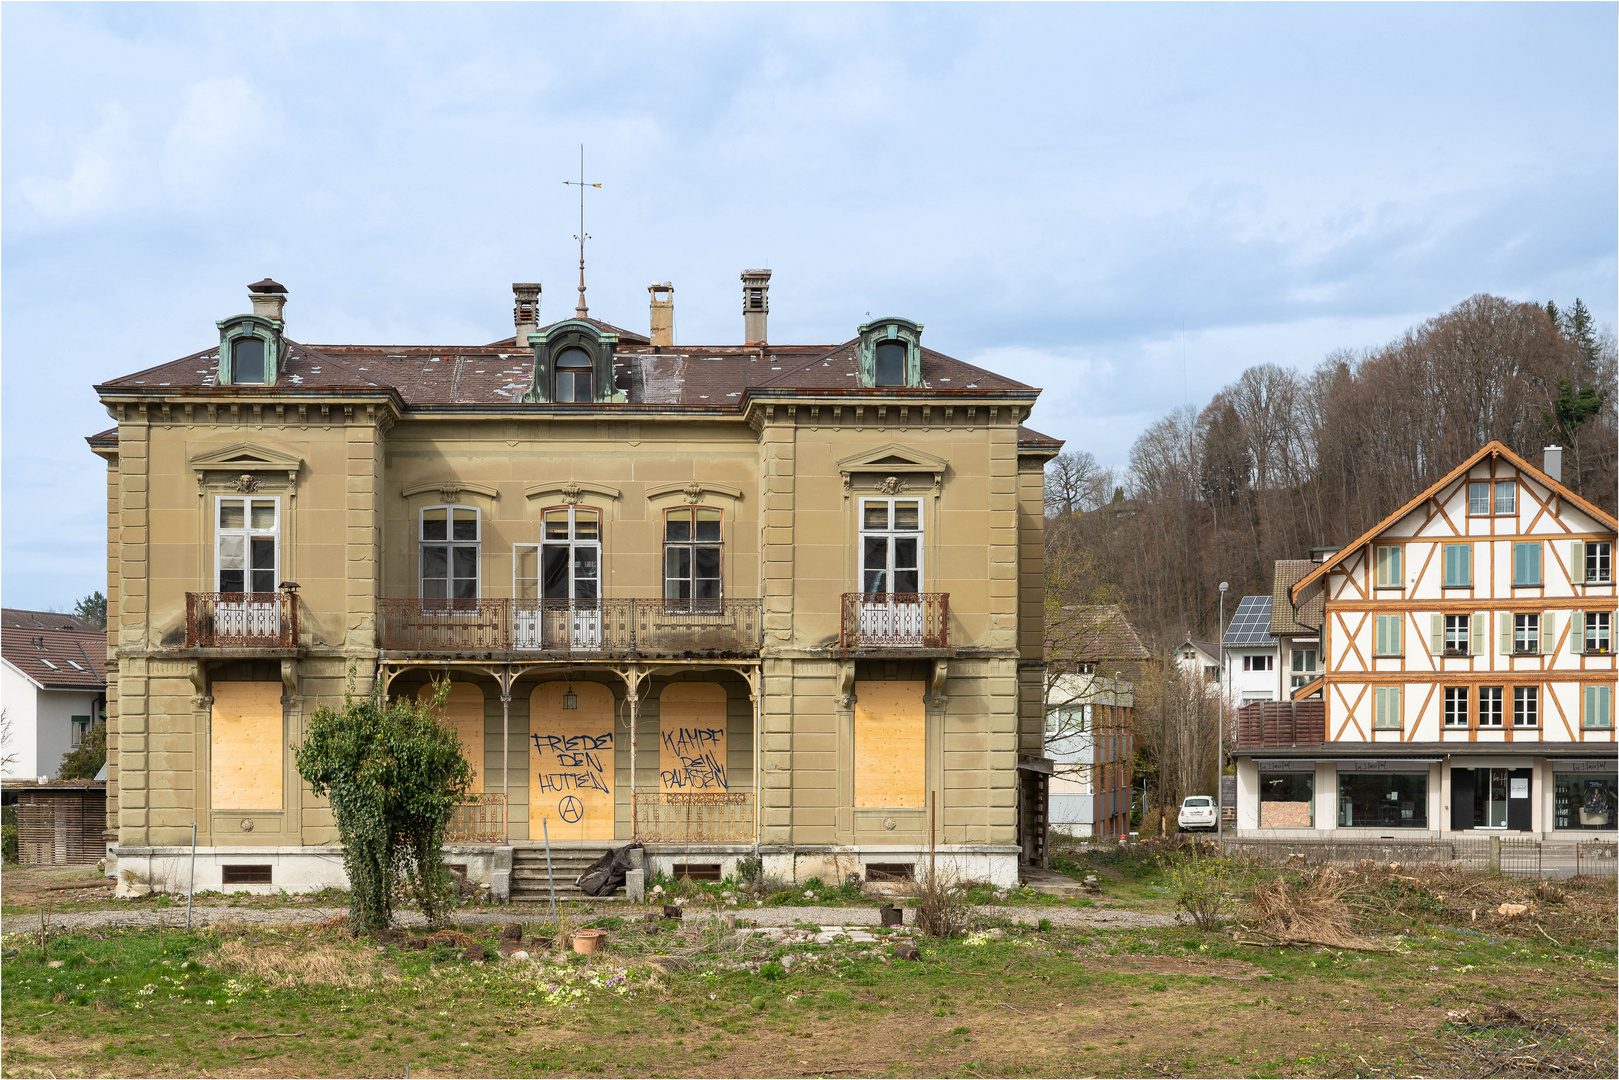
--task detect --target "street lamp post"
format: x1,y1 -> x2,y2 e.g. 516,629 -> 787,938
1217,580 -> 1229,845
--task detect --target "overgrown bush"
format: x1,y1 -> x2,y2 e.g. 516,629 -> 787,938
911,866 -> 970,938
1163,853 -> 1236,930
2,805 -> 18,863
294,677 -> 473,933
57,721 -> 107,781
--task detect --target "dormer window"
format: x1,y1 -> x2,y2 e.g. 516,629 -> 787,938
232,338 -> 267,384
555,348 -> 594,403
875,341 -> 906,386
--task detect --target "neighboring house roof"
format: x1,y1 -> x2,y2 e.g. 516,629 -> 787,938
3,608 -> 100,634
0,615 -> 107,691
1271,560 -> 1323,635
1291,439 -> 1619,602
1181,636 -> 1222,665
1051,604 -> 1152,663
1222,595 -> 1275,647
92,319 -> 1036,410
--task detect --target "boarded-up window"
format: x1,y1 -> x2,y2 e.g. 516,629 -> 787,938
659,683 -> 728,792
419,682 -> 485,794
854,680 -> 925,808
529,682 -> 615,842
211,681 -> 283,810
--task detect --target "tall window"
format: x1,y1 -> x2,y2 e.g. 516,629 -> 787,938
1467,482 -> 1491,515
1444,615 -> 1470,656
1444,687 -> 1469,727
874,341 -> 906,386
217,497 -> 278,593
664,507 -> 722,607
1373,686 -> 1402,729
1585,612 -> 1612,654
1374,545 -> 1403,587
861,498 -> 922,594
1513,686 -> 1538,728
554,347 -> 594,403
1513,613 -> 1540,654
1513,542 -> 1541,586
1587,542 -> 1612,584
541,507 -> 599,602
1443,544 -> 1471,587
421,506 -> 479,599
232,337 -> 267,384
1479,686 -> 1503,727
1374,614 -> 1402,656
1493,481 -> 1516,515
1586,685 -> 1614,730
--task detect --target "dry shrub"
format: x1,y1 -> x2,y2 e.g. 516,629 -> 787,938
211,938 -> 376,988
424,929 -> 479,948
908,866 -> 970,939
1248,868 -> 1381,950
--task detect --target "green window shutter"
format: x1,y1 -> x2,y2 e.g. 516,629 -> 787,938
1499,613 -> 1512,655
1428,614 -> 1442,656
1570,611 -> 1584,655
1375,546 -> 1390,586
1444,544 -> 1471,587
1571,541 -> 1586,583
1541,612 -> 1555,654
1472,613 -> 1485,653
1515,542 -> 1542,586
1373,687 -> 1402,729
1587,685 -> 1612,729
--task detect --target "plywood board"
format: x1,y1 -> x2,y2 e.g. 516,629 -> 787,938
529,682 -> 615,843
419,682 -> 485,794
211,681 -> 283,811
659,683 -> 729,792
854,680 -> 925,808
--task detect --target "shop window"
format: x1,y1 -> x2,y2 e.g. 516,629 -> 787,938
1479,686 -> 1503,727
1258,771 -> 1313,828
1585,684 -> 1613,730
420,506 -> 479,600
1443,543 -> 1471,587
1513,542 -> 1542,587
1512,686 -> 1538,728
1554,773 -> 1617,830
1337,772 -> 1427,828
1374,545 -> 1402,587
1443,687 -> 1469,727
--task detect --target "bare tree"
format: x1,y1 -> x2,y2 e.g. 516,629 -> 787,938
1044,450 -> 1111,517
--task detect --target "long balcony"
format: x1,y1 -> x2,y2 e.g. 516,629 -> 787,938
377,597 -> 763,657
1235,700 -> 1326,749
184,590 -> 299,649
840,592 -> 950,651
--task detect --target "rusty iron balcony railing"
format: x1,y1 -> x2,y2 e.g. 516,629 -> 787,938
185,588 -> 299,648
840,592 -> 949,650
632,791 -> 755,844
445,793 -> 507,844
1235,700 -> 1326,748
378,597 -> 763,656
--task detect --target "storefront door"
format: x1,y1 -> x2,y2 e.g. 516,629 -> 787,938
1451,767 -> 1533,831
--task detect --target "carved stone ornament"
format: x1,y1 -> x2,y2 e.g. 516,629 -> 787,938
437,484 -> 463,504
877,475 -> 909,496
240,818 -> 255,832
883,817 -> 897,831
560,481 -> 583,505
230,473 -> 261,493
682,480 -> 704,504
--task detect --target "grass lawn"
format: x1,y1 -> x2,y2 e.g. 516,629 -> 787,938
4,856 -> 1614,1079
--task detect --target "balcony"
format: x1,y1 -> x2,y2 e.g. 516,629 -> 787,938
184,589 -> 299,649
377,597 -> 763,657
840,592 -> 949,651
1235,700 -> 1326,749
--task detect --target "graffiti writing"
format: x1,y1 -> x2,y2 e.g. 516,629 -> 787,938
660,726 -> 728,791
532,731 -> 613,796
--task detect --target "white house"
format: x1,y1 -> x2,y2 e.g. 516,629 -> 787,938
1222,594 -> 1278,703
1234,443 -> 1617,838
1,610 -> 107,780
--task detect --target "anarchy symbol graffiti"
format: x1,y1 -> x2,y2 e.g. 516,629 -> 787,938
558,795 -> 584,823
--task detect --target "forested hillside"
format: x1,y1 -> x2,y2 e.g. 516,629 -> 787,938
1046,294 -> 1617,647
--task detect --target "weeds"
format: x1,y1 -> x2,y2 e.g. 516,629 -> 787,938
1163,853 -> 1236,930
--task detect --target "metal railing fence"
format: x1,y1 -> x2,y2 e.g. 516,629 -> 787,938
378,597 -> 764,655
1223,835 -> 1618,880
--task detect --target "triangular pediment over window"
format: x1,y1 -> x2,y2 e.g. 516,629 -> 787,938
837,443 -> 948,495
188,440 -> 304,485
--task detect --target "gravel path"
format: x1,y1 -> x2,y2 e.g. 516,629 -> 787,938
3,900 -> 1176,935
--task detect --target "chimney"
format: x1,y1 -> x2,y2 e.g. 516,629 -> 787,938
648,282 -> 674,347
1544,445 -> 1563,482
513,283 -> 541,345
247,278 -> 287,323
741,269 -> 771,344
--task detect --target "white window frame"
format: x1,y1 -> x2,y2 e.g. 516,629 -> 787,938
214,495 -> 280,594
1467,482 -> 1491,516
1443,687 -> 1469,727
419,504 -> 481,600
1493,480 -> 1516,516
1444,614 -> 1470,656
662,506 -> 724,607
1513,613 -> 1540,654
858,496 -> 924,596
537,505 -> 602,603
1587,542 -> 1612,584
1479,686 -> 1504,727
1513,685 -> 1539,728
1585,612 -> 1611,654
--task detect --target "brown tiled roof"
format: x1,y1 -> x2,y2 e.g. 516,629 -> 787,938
95,321 -> 1036,409
1053,604 -> 1152,663
1,613 -> 106,690
1017,425 -> 1063,449
1270,560 -> 1323,635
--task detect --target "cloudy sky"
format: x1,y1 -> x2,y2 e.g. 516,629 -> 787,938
3,2 -> 1614,610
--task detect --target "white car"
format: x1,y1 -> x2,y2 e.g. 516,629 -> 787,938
1177,795 -> 1218,832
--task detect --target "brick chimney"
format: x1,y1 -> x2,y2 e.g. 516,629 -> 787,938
741,269 -> 771,344
513,283 -> 541,345
649,282 -> 674,347
248,278 -> 287,322
1544,445 -> 1563,482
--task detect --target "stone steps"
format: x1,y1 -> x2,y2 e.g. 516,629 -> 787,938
510,849 -> 610,901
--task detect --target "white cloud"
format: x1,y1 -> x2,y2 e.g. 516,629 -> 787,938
161,78 -> 277,202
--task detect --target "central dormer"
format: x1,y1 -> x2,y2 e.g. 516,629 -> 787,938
523,319 -> 626,404
857,317 -> 923,388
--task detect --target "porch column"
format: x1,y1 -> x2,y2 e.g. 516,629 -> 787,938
500,665 -> 512,843
626,665 -> 641,841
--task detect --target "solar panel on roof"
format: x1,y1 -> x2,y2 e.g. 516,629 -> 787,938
1222,595 -> 1276,646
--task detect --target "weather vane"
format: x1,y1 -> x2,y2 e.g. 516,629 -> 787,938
564,145 -> 602,318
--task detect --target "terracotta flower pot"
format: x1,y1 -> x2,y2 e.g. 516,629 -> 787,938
570,928 -> 607,955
